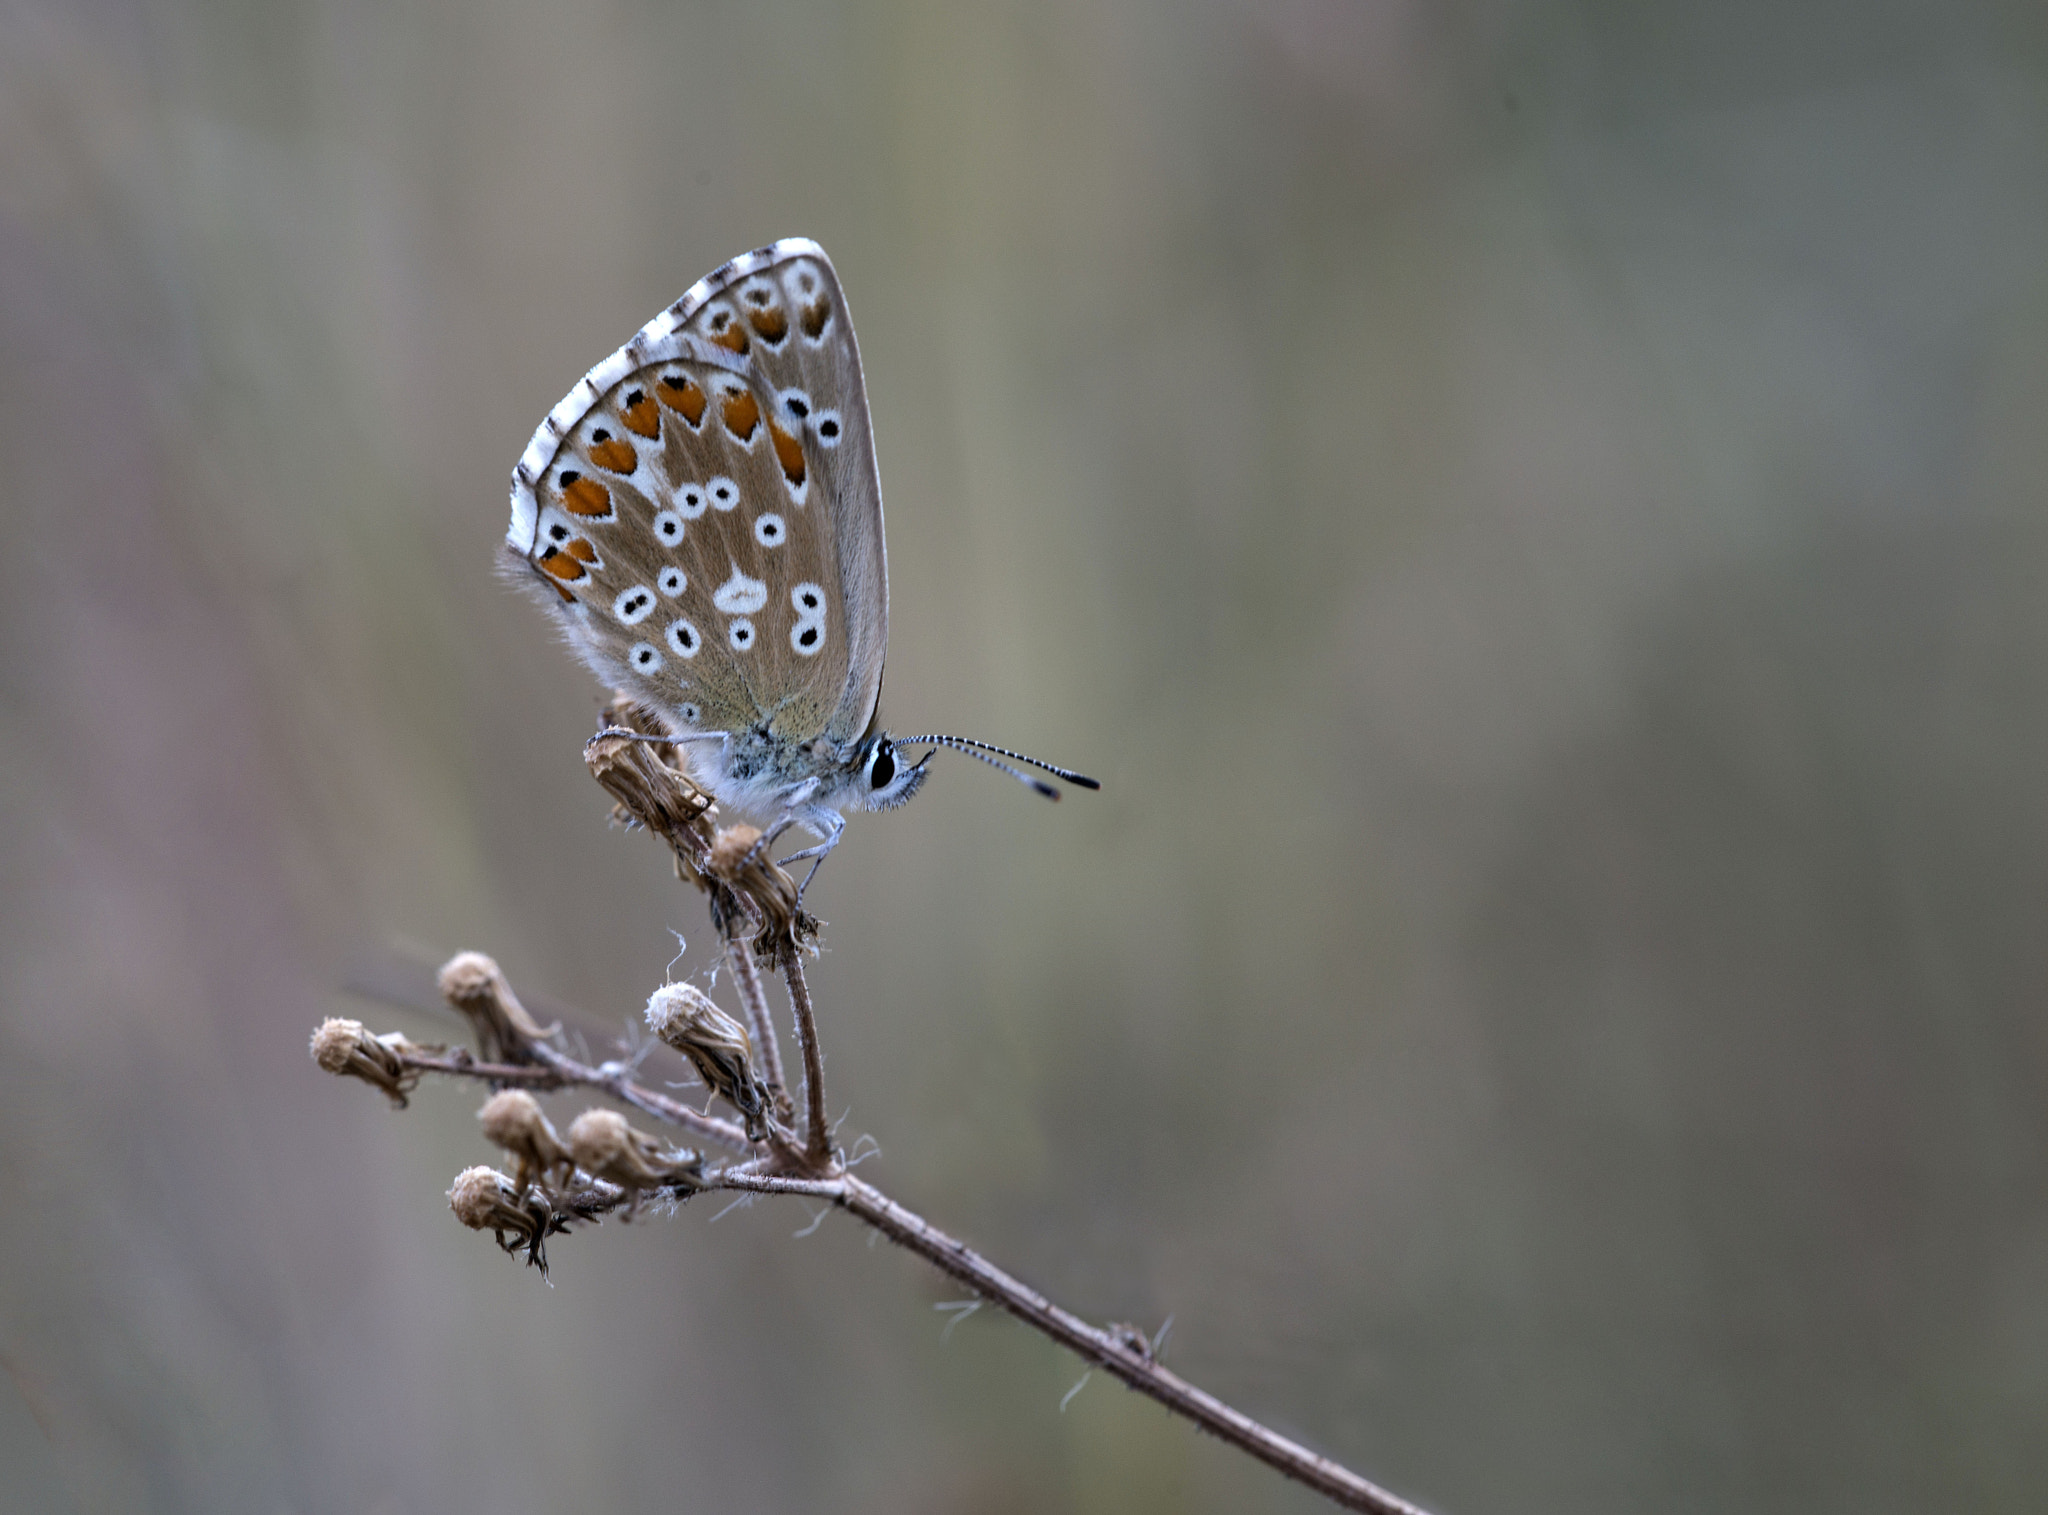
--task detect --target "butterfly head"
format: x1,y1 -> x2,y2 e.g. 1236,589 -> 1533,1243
851,735 -> 932,813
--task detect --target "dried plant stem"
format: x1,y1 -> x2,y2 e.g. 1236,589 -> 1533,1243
723,919 -> 789,1115
397,1043 -> 751,1154
337,1001 -> 1426,1511
324,698 -> 1438,1514
523,1039 -> 752,1155
711,1169 -> 1427,1514
782,957 -> 830,1165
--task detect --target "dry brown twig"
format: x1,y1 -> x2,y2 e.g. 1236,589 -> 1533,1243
312,695 -> 1433,1515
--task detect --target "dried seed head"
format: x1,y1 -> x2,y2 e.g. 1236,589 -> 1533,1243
708,824 -> 765,877
565,1108 -> 704,1195
706,824 -> 815,965
309,1017 -> 423,1107
478,1089 -> 571,1192
586,696 -> 716,864
448,1164 -> 561,1273
448,1165 -> 521,1230
645,982 -> 772,1139
566,1108 -> 630,1171
436,952 -> 556,1062
311,1017 -> 366,1073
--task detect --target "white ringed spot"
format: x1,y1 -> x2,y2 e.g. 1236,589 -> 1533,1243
652,510 -> 685,546
666,620 -> 702,659
657,566 -> 686,598
754,513 -> 787,547
680,701 -> 701,724
677,484 -> 709,519
713,566 -> 768,615
728,617 -> 756,651
698,299 -> 742,341
812,409 -> 844,448
791,620 -> 825,655
627,642 -> 663,674
708,475 -> 740,511
614,586 -> 657,625
790,582 -> 826,616
777,388 -> 813,422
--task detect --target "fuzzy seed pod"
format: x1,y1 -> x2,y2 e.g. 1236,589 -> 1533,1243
645,982 -> 772,1139
309,1017 -> 424,1107
565,1108 -> 704,1195
478,1089 -> 572,1192
436,953 -> 556,1063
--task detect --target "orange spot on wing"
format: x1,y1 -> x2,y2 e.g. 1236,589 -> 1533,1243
769,420 -> 806,489
565,538 -> 597,563
562,475 -> 612,517
540,546 -> 587,582
620,390 -> 661,439
658,375 -> 706,426
710,323 -> 750,355
721,388 -> 760,442
588,437 -> 636,472
748,306 -> 788,344
800,300 -> 831,339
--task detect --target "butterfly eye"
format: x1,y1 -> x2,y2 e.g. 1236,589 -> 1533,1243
868,745 -> 897,791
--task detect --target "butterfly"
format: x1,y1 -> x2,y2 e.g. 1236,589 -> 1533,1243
504,238 -> 1096,887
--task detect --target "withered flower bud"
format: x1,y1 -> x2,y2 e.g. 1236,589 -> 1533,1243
447,1164 -> 561,1271
706,824 -> 815,965
436,952 -> 557,1063
565,1109 -> 704,1198
645,982 -> 771,1139
477,1089 -> 571,1192
310,1017 -> 424,1107
586,697 -> 716,868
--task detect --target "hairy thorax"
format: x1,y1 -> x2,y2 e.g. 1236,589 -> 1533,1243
700,723 -> 861,825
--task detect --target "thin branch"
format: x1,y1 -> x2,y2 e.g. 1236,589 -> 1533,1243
710,1169 -> 1429,1515
523,1039 -> 753,1155
723,916 -> 790,1118
320,686 -> 1441,1514
782,956 -> 830,1165
339,1022 -> 754,1154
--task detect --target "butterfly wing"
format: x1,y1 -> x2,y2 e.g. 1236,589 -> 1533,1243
506,239 -> 888,754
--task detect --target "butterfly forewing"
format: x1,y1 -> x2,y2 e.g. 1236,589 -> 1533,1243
507,240 -> 888,755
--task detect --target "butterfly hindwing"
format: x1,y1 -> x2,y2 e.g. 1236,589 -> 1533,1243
506,240 -> 888,752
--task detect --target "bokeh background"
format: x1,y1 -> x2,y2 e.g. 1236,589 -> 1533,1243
3,2 -> 2046,1511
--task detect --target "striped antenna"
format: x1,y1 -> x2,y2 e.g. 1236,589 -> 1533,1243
897,735 -> 1100,801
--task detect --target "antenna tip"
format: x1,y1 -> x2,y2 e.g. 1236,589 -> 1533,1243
1068,774 -> 1102,790
1033,780 -> 1061,801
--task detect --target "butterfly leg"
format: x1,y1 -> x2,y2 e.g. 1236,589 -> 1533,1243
773,813 -> 847,904
739,815 -> 800,874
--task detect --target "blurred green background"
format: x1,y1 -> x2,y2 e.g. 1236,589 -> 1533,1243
3,2 -> 2046,1511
